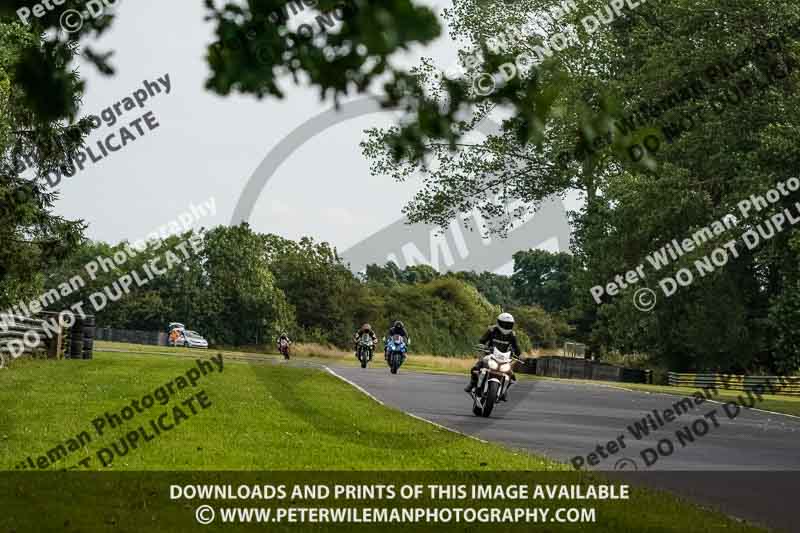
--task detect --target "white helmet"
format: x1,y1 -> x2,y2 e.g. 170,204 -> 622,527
497,312 -> 515,334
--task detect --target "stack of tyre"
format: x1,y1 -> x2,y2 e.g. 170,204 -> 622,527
69,315 -> 95,359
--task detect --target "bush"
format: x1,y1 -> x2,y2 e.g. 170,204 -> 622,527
510,305 -> 570,349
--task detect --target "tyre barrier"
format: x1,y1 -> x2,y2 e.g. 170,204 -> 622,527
69,339 -> 84,359
0,312 -> 95,366
82,314 -> 96,360
0,315 -> 52,364
82,338 -> 94,360
532,356 -> 652,384
668,372 -> 800,396
70,318 -> 84,359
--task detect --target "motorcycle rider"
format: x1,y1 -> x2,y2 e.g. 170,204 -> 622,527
465,312 -> 520,401
277,332 -> 291,354
353,323 -> 378,360
385,320 -> 409,359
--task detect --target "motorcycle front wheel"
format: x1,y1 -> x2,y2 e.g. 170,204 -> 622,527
481,381 -> 500,417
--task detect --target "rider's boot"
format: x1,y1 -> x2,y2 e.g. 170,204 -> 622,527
464,371 -> 478,393
500,380 -> 514,401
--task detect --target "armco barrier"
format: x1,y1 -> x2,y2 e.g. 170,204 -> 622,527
94,327 -> 167,346
519,358 -> 538,374
531,356 -> 652,384
668,372 -> 800,396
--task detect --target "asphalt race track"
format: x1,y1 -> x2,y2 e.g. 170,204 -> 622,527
329,365 -> 800,531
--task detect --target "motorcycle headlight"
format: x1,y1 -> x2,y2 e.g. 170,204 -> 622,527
499,363 -> 511,373
488,359 -> 499,370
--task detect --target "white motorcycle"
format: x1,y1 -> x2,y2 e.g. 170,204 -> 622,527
356,333 -> 374,368
469,346 -> 518,417
278,338 -> 290,360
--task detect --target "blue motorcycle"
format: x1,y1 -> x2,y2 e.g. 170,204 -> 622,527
385,334 -> 408,374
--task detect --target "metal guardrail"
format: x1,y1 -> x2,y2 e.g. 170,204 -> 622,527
94,327 -> 167,346
534,356 -> 652,384
668,372 -> 800,396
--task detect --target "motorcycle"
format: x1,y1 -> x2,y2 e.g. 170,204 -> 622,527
385,334 -> 408,374
278,338 -> 290,360
469,346 -> 518,417
357,333 -> 374,368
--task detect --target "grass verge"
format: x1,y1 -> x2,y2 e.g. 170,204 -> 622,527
0,350 -> 558,471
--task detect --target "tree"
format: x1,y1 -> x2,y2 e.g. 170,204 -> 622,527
512,250 -> 575,312
265,234 -> 358,343
0,21 -> 89,309
361,0 -> 622,235
402,264 -> 439,284
363,262 -> 439,285
449,271 -> 517,307
509,304 -> 570,349
367,0 -> 800,372
364,262 -> 404,286
202,225 -> 294,345
43,227 -> 295,346
562,1 -> 800,370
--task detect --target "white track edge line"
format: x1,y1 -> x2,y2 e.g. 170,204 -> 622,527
323,366 -> 488,444
323,366 -> 385,406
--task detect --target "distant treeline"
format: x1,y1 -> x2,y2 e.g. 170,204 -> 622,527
40,224 -> 573,356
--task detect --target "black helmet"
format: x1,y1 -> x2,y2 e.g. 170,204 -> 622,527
394,320 -> 404,329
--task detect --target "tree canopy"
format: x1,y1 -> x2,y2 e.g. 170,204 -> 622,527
0,21 -> 89,309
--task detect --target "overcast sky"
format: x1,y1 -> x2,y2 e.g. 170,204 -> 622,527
49,0 -> 579,273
